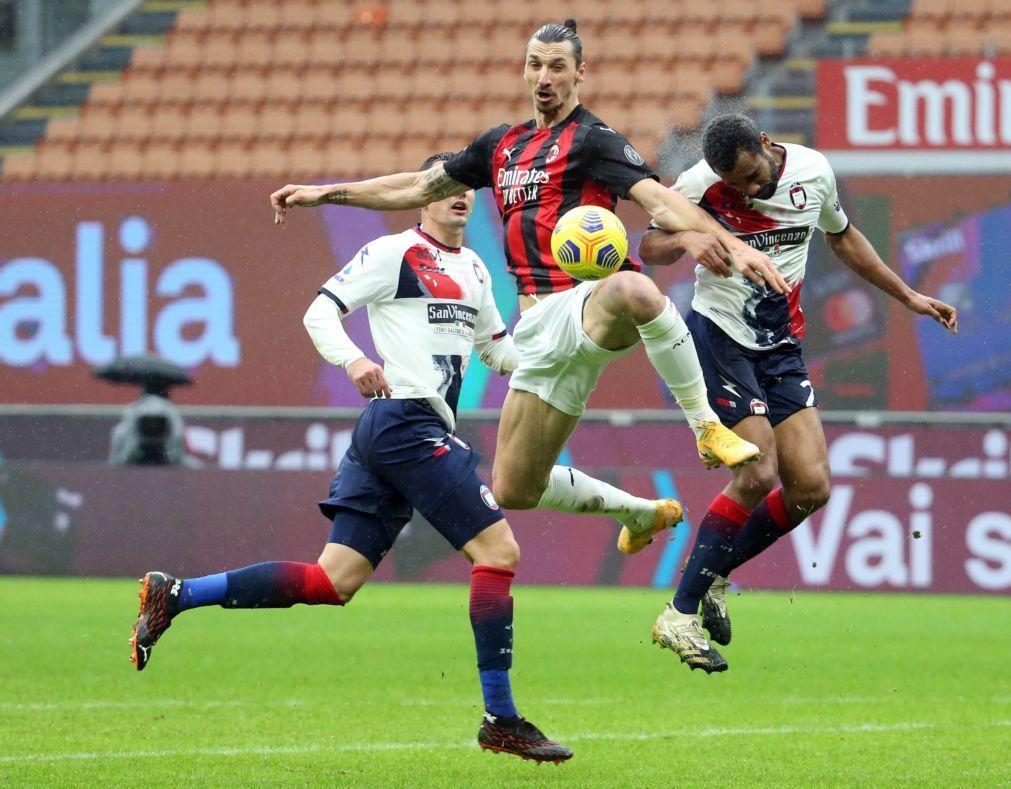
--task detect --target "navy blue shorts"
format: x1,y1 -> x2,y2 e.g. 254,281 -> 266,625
687,311 -> 817,428
319,399 -> 503,567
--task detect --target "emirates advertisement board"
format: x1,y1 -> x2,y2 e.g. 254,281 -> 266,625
816,57 -> 1011,172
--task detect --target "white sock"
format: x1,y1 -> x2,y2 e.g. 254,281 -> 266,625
537,466 -> 656,532
637,299 -> 719,435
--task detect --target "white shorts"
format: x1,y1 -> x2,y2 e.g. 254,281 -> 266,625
509,281 -> 636,416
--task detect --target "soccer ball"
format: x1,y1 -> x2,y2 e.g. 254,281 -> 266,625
550,205 -> 628,281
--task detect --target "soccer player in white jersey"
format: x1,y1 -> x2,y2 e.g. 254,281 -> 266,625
639,114 -> 958,673
129,154 -> 576,763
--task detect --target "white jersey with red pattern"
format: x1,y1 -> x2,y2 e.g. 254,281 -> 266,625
671,142 -> 849,350
316,226 -> 506,430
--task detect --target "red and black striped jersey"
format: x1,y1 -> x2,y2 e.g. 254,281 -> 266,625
444,105 -> 657,295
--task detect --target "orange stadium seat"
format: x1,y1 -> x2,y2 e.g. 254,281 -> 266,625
178,144 -> 217,179
981,0 -> 1011,23
108,143 -> 146,180
149,105 -> 188,143
221,104 -> 259,141
272,30 -> 312,69
258,108 -> 296,141
292,101 -> 338,141
215,140 -> 254,178
946,25 -> 987,56
79,108 -> 118,142
142,142 -> 181,180
184,106 -> 224,141
45,116 -> 83,144
153,69 -> 197,106
207,0 -> 247,32
192,70 -> 231,105
314,0 -> 354,31
906,27 -> 948,56
244,3 -> 283,31
174,6 -> 210,34
72,142 -> 109,180
130,46 -> 168,73
234,30 -> 274,69
281,2 -> 320,33
203,31 -> 241,70
229,68 -> 269,104
248,139 -> 288,178
89,82 -> 125,108
34,142 -> 74,179
868,30 -> 908,57
288,140 -> 328,180
2,153 -> 37,181
114,106 -> 152,142
122,72 -> 163,106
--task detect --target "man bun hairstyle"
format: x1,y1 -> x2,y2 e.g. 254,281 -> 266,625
702,113 -> 764,173
419,151 -> 454,171
531,18 -> 583,65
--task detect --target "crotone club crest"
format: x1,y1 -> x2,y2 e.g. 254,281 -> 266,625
789,182 -> 807,209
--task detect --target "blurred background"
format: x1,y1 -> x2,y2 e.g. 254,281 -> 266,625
0,0 -> 1008,596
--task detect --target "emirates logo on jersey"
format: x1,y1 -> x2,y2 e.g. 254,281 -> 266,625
789,182 -> 808,209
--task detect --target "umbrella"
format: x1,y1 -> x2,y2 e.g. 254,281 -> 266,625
93,355 -> 193,398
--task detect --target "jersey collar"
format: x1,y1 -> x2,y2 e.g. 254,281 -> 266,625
413,225 -> 461,253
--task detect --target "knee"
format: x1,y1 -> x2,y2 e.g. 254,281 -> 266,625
785,481 -> 831,519
482,534 -> 521,570
733,463 -> 778,508
598,271 -> 665,324
321,570 -> 363,604
491,475 -> 544,510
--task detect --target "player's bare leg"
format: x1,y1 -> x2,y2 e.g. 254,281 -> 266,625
492,390 -> 680,548
584,272 -> 761,471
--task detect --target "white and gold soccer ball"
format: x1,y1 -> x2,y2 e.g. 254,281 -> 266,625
550,205 -> 629,281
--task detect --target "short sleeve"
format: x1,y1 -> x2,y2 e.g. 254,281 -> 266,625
585,126 -> 658,198
443,125 -> 510,190
317,239 -> 399,315
817,157 -> 850,235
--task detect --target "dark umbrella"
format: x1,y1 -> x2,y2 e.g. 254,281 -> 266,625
93,355 -> 193,398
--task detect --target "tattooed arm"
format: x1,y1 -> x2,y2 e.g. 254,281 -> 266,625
270,164 -> 469,224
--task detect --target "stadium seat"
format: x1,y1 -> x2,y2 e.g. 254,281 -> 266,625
229,69 -> 269,105
221,104 -> 259,141
178,144 -> 217,179
142,142 -> 181,180
235,31 -> 274,69
89,82 -> 125,108
45,116 -> 83,144
1,152 -> 36,181
272,30 -> 311,70
173,6 -> 210,35
114,106 -> 153,142
207,0 -> 247,33
149,105 -> 188,143
259,108 -> 296,141
79,108 -> 119,142
184,106 -> 224,142
192,70 -> 232,105
107,143 -> 145,180
72,143 -> 108,180
216,140 -> 254,178
130,46 -> 168,73
157,70 -> 200,106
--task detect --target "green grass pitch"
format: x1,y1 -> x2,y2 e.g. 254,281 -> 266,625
1,578 -> 1008,786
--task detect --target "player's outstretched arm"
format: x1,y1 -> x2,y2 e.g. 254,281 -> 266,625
271,163 -> 470,224
826,224 -> 958,334
629,178 -> 790,294
638,227 -> 732,277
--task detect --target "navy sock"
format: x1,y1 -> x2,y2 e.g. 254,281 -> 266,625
470,566 -> 518,718
726,489 -> 795,575
176,561 -> 343,611
178,573 -> 228,611
673,494 -> 751,615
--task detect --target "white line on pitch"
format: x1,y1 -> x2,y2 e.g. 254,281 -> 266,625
1,720 -> 1009,764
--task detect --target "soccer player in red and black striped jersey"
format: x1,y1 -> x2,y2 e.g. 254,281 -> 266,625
271,20 -> 790,553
